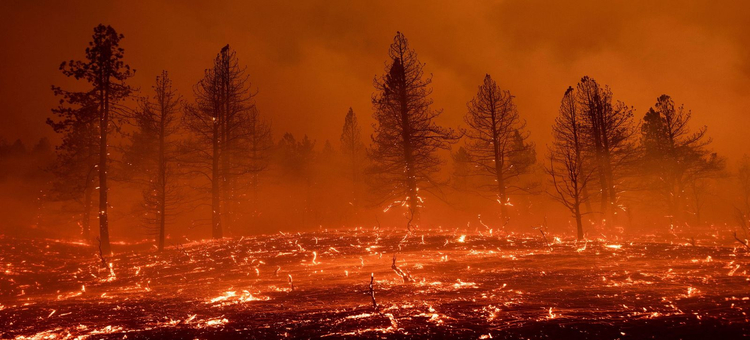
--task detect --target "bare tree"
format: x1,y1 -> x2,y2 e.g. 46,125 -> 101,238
547,87 -> 596,240
182,62 -> 223,238
368,32 -> 457,229
182,45 -> 258,238
215,45 -> 258,233
575,76 -> 637,221
124,71 -> 182,251
463,74 -> 535,223
50,25 -> 135,252
640,94 -> 724,223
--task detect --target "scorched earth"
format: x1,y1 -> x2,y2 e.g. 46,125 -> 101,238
1,227 -> 749,339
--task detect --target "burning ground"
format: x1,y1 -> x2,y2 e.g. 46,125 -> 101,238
1,229 -> 750,339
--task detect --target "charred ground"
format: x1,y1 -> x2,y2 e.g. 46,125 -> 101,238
1,229 -> 749,339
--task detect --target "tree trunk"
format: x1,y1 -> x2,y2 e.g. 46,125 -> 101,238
221,116 -> 232,235
82,180 -> 93,241
574,199 -> 584,241
597,158 -> 609,217
98,84 -> 111,254
497,173 -> 508,224
212,117 -> 222,239
157,102 -> 167,252
604,156 -> 617,221
221,57 -> 234,235
489,92 -> 509,225
158,185 -> 166,252
397,54 -> 418,229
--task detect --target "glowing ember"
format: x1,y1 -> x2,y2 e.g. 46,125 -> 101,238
1,231 -> 749,338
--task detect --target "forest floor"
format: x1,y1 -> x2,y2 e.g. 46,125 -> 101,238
1,227 -> 750,339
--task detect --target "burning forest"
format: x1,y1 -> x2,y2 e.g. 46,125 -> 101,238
1,1 -> 750,339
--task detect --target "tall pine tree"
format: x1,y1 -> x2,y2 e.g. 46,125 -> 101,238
463,74 -> 535,224
50,25 -> 134,252
369,32 -> 457,230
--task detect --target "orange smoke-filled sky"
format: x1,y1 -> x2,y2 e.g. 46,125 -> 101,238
1,0 -> 748,161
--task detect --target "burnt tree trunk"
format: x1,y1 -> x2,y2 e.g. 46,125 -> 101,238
98,79 -> 111,254
212,115 -> 222,239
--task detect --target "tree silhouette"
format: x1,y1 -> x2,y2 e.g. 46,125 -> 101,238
463,74 -> 535,223
450,146 -> 474,192
242,106 -> 272,230
50,24 -> 135,252
640,94 -> 724,223
277,133 -> 317,227
339,108 -> 366,218
182,45 -> 258,238
575,76 -> 636,221
547,87 -> 595,240
124,71 -> 182,251
368,32 -> 457,230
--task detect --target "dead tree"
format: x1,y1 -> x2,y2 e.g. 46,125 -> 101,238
368,32 -> 458,229
463,74 -> 535,223
546,87 -> 596,241
182,45 -> 261,238
124,71 -> 182,251
575,76 -> 636,221
641,94 -> 724,224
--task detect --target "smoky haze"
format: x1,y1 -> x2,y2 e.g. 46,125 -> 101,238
0,0 -> 749,242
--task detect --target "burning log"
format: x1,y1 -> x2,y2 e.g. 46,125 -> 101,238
288,274 -> 294,292
732,232 -> 750,251
368,273 -> 378,310
391,255 -> 412,283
